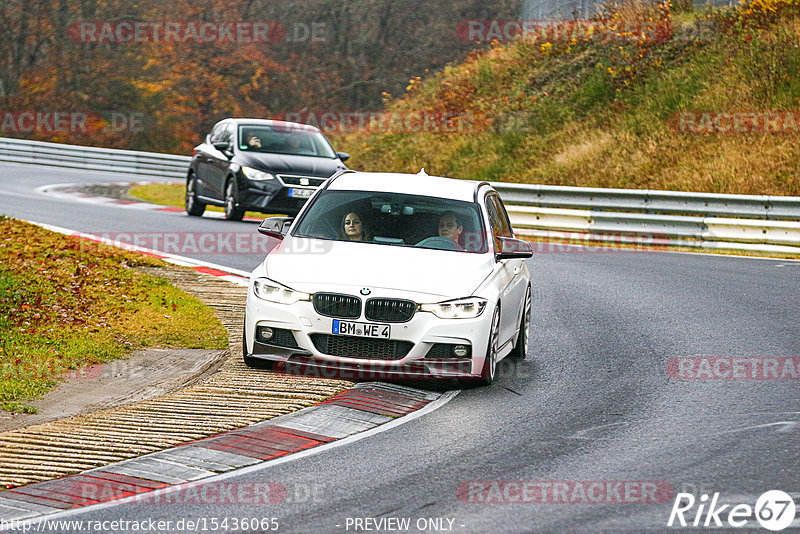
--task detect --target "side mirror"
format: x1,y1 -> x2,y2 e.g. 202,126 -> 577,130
495,237 -> 533,260
336,151 -> 350,162
213,141 -> 231,152
258,217 -> 294,240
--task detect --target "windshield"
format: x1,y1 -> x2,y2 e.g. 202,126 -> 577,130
293,190 -> 488,253
238,125 -> 337,158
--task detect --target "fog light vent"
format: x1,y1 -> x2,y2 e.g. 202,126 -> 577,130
424,343 -> 472,359
257,326 -> 274,342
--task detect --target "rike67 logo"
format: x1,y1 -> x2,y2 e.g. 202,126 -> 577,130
668,490 -> 796,531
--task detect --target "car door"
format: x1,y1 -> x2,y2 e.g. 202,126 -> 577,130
486,194 -> 527,350
205,122 -> 235,200
195,122 -> 225,198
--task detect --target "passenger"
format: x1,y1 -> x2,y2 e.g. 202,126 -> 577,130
285,135 -> 307,154
438,210 -> 463,244
340,212 -> 368,241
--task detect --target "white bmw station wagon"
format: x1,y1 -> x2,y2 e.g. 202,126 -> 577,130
243,170 -> 532,385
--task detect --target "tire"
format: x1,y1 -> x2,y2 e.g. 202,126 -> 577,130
185,174 -> 206,216
508,286 -> 531,360
476,306 -> 500,386
224,180 -> 245,221
242,326 -> 274,369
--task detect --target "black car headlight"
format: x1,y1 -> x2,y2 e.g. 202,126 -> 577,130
242,166 -> 276,181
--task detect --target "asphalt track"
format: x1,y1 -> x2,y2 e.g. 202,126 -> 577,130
1,162 -> 798,533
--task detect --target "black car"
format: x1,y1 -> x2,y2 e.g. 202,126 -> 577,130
185,118 -> 350,220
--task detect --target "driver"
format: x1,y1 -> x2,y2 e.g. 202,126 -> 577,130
340,211 -> 369,241
246,134 -> 262,148
438,210 -> 463,244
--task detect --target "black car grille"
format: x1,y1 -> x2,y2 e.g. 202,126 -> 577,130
278,175 -> 326,187
365,298 -> 417,323
310,334 -> 413,360
313,293 -> 361,319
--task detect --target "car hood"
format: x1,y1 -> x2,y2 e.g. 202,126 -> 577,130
235,152 -> 346,178
261,238 -> 495,299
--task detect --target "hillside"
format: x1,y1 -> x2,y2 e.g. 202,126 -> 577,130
333,0 -> 800,195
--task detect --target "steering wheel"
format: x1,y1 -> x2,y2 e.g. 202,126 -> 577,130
414,236 -> 465,251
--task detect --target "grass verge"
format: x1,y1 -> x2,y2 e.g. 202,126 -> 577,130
129,183 -> 267,220
0,217 -> 228,413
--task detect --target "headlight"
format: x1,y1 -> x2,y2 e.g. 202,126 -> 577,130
419,297 -> 487,319
242,166 -> 275,181
252,278 -> 310,304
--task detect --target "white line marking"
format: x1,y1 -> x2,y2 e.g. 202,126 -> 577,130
715,421 -> 798,435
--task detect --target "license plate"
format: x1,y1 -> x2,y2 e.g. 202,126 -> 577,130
289,187 -> 314,198
332,319 -> 391,339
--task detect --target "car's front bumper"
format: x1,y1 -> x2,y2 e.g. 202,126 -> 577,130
244,288 -> 493,381
238,175 -> 320,214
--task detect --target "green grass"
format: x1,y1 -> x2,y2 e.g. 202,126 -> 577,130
0,217 -> 228,413
130,183 -> 268,220
332,0 -> 800,195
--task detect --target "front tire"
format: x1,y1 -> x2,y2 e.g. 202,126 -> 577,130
224,180 -> 245,221
185,174 -> 206,216
508,286 -> 531,360
476,306 -> 500,386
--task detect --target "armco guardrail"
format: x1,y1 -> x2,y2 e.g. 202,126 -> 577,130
492,183 -> 800,220
493,183 -> 800,253
504,204 -> 800,248
0,137 -> 189,178
0,137 -> 798,253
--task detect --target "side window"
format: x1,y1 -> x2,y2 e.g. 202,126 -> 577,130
209,122 -> 225,143
219,123 -> 234,146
